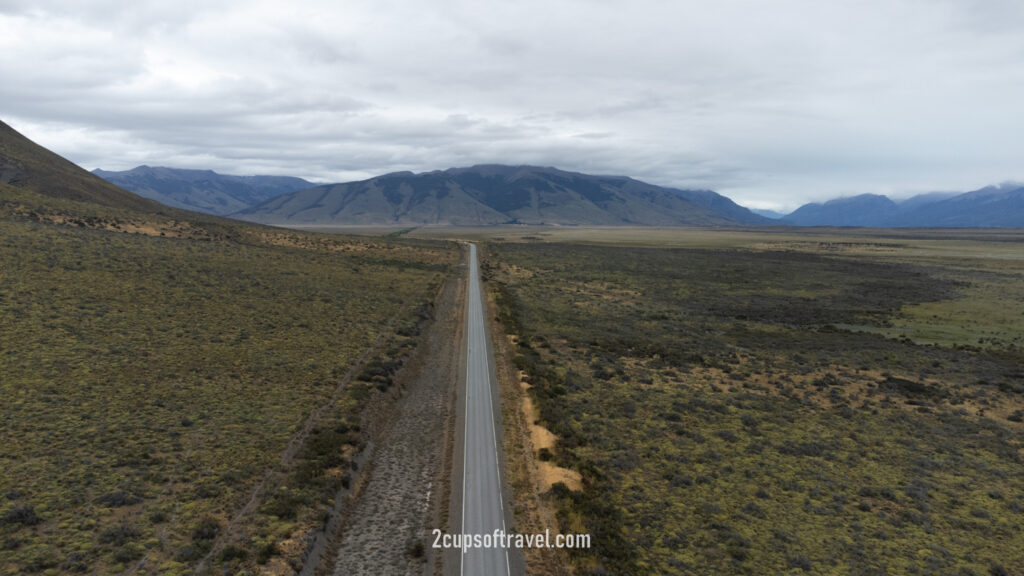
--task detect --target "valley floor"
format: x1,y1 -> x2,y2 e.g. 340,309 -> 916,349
463,227 -> 1024,575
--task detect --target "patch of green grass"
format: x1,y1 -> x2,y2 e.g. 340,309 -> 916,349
878,274 -> 1024,350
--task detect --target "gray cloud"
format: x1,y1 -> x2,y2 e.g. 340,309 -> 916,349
2,0 -> 1024,210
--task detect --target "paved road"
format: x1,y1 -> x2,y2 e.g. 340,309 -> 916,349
461,243 -> 511,576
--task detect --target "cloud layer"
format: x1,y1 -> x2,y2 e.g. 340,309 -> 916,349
3,0 -> 1024,210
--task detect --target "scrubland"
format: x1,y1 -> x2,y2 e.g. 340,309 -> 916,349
482,230 -> 1024,575
0,190 -> 457,575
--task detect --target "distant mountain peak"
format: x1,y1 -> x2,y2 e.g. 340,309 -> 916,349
236,164 -> 770,227
782,185 -> 1024,228
93,166 -> 314,216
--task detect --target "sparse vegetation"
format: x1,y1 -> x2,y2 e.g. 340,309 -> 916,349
6,119 -> 1024,575
0,190 -> 457,574
485,237 -> 1024,575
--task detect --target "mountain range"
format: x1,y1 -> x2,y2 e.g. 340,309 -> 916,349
93,162 -> 1024,228
234,165 -> 770,226
6,114 -> 1023,229
780,187 -> 1024,227
93,166 -> 314,216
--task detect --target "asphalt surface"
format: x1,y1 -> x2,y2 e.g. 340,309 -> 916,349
460,243 -> 512,576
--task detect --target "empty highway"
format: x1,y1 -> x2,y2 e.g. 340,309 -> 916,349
460,243 -> 513,575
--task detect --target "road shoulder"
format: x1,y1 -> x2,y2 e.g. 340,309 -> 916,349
479,246 -> 571,576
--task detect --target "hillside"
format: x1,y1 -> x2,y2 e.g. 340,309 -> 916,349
94,166 -> 314,216
0,119 -> 459,574
236,164 -> 770,226
0,120 -> 168,214
782,194 -> 899,226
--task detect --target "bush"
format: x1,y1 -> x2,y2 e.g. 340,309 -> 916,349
99,524 -> 139,546
174,545 -> 200,562
190,516 -> 221,541
62,552 -> 89,573
260,490 -> 306,520
112,542 -> 144,563
1,505 -> 40,526
220,545 -> 248,561
788,556 -> 813,571
256,541 -> 279,564
777,440 -> 832,458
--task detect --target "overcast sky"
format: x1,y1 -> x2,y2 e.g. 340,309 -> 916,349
3,0 -> 1023,210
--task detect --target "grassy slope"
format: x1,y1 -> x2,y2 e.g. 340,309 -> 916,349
0,122 -> 168,214
0,185 -> 458,574
486,238 -> 1024,576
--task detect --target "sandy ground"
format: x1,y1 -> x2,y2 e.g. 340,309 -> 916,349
518,378 -> 583,492
326,272 -> 464,575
